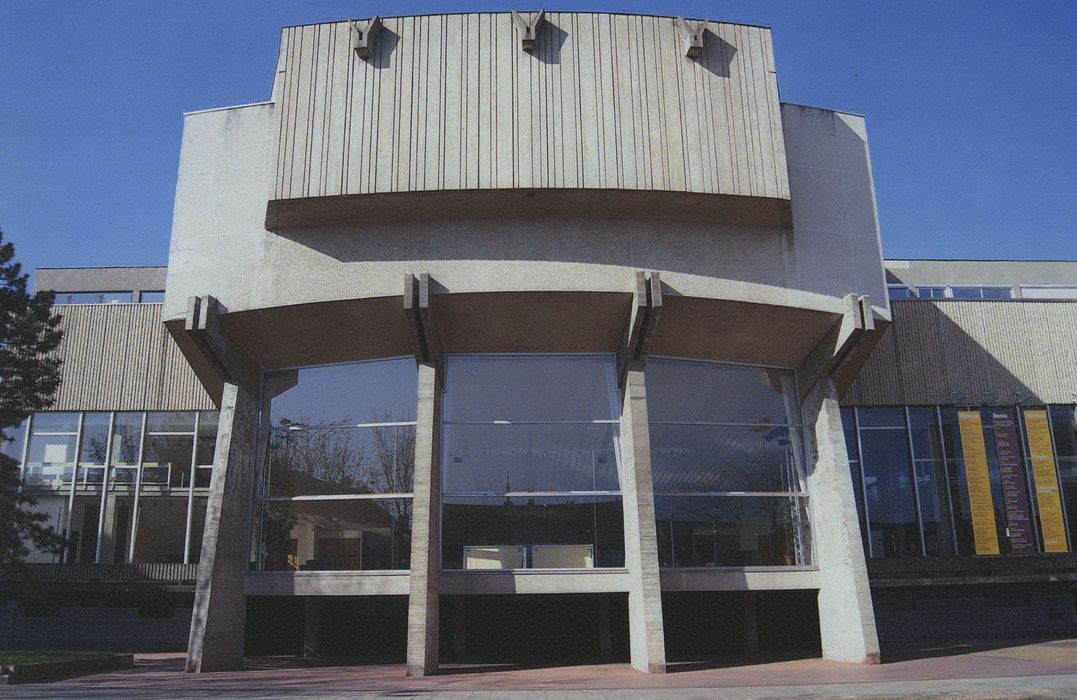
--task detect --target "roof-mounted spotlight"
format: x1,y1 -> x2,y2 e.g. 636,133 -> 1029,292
674,16 -> 706,60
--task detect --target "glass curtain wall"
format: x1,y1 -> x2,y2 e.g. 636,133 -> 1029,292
646,358 -> 810,568
8,410 -> 218,564
251,358 -> 418,572
440,354 -> 626,570
844,405 -> 1074,558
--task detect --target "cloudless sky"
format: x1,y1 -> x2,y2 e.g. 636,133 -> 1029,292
1,1 -> 1074,281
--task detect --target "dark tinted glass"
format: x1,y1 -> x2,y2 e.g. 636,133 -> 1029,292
441,495 -> 625,569
443,355 -> 618,423
265,358 -> 418,428
646,359 -> 798,425
254,499 -> 412,571
859,427 -> 920,557
442,423 -> 620,494
650,424 -> 803,493
655,495 -> 809,567
267,425 -> 415,497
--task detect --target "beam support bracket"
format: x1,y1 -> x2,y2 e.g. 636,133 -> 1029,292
674,16 -> 706,59
351,16 -> 383,60
512,9 -> 545,53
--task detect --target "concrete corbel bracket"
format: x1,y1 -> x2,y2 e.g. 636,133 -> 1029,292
351,16 -> 383,60
184,295 -> 259,391
511,9 -> 545,53
618,270 -> 663,387
673,16 -> 706,59
403,273 -> 442,366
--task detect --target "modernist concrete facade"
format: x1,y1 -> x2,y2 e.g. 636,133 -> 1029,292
4,11 -> 1076,676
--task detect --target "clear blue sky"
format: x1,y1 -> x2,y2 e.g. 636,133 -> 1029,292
1,1 -> 1074,279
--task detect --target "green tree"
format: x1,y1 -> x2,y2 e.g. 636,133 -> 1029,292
0,230 -> 65,591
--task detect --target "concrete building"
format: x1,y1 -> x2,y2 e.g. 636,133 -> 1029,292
2,12 -> 1075,674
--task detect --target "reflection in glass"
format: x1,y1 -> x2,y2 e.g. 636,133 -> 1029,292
646,359 -> 799,426
2,419 -> 27,463
146,412 -> 197,433
266,425 -> 415,497
655,495 -> 810,567
907,408 -> 956,557
133,496 -> 188,563
77,413 -> 111,484
110,412 -> 144,485
141,434 -> 195,487
442,423 -> 619,494
196,411 -> 219,465
264,358 -> 418,429
649,424 -> 803,494
25,413 -> 80,486
254,499 -> 411,571
443,355 -> 618,423
859,425 -> 920,558
441,496 -> 625,569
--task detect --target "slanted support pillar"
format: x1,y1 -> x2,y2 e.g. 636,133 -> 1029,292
620,365 -> 667,673
183,295 -> 260,674
803,376 -> 880,663
617,270 -> 667,674
186,380 -> 258,672
404,272 -> 443,677
407,361 -> 441,676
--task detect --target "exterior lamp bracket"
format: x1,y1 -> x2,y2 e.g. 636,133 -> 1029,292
674,16 -> 706,59
351,16 -> 383,60
512,9 -> 545,53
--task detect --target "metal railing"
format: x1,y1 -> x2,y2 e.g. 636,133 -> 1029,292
1,562 -> 199,585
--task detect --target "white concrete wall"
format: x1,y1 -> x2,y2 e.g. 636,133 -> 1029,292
165,101 -> 885,323
783,104 -> 888,311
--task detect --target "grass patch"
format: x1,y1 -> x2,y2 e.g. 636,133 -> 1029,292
0,651 -> 101,667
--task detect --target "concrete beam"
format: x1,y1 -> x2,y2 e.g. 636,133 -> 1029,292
184,296 -> 259,391
798,293 -> 878,400
618,271 -> 662,388
406,361 -> 441,676
403,274 -> 441,366
619,366 -> 667,674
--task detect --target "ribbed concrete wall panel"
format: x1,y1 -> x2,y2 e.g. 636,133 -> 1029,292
845,300 -> 1077,406
50,305 -> 213,412
271,13 -> 789,202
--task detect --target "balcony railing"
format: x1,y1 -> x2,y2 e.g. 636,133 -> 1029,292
1,563 -> 199,585
867,554 -> 1077,585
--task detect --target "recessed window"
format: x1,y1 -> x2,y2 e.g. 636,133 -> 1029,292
54,291 -> 132,304
139,291 -> 166,303
887,284 -> 912,300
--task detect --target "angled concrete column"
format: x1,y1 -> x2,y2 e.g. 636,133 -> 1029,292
803,377 -> 880,664
619,365 -> 667,674
407,361 -> 441,676
186,381 -> 257,672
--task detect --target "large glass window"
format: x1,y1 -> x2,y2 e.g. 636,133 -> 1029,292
251,358 -> 418,572
647,358 -> 809,568
845,404 -> 1076,559
12,410 -> 218,566
441,354 -> 625,570
24,413 -> 80,487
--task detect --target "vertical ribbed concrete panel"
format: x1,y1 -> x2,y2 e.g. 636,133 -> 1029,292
50,304 -> 213,411
271,13 -> 789,204
619,366 -> 667,673
844,300 -> 1077,405
804,378 -> 879,663
186,382 -> 257,672
407,362 -> 441,676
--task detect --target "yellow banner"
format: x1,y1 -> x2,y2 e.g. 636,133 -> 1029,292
1024,410 -> 1069,553
958,411 -> 1000,555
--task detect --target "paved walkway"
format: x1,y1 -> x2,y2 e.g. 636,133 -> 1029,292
8,640 -> 1077,698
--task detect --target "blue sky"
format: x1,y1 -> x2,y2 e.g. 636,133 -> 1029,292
1,1 -> 1074,280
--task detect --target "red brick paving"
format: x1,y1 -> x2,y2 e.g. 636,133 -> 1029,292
41,640 -> 1077,694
